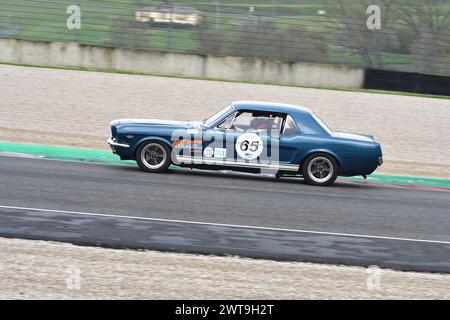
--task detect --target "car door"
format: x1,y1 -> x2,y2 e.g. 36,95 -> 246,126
223,111 -> 284,171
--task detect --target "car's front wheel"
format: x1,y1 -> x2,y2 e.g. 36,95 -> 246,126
136,141 -> 171,173
302,153 -> 338,186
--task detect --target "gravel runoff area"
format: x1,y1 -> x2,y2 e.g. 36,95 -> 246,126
0,64 -> 449,178
1,237 -> 449,300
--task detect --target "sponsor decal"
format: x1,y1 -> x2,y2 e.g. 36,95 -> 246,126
203,147 -> 214,158
235,133 -> 263,160
187,128 -> 199,134
214,148 -> 227,158
172,138 -> 202,152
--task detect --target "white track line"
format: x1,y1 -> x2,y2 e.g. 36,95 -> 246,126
0,205 -> 449,245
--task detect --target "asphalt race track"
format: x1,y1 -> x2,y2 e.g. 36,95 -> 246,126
1,155 -> 450,273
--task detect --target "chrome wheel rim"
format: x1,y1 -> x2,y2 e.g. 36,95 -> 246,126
141,143 -> 166,170
307,157 -> 333,183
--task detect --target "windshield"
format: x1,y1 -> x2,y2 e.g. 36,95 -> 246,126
203,105 -> 234,127
312,113 -> 333,135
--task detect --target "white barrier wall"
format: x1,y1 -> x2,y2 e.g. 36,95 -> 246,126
0,38 -> 365,88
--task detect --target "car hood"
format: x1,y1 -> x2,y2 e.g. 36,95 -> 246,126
332,131 -> 375,142
111,119 -> 201,128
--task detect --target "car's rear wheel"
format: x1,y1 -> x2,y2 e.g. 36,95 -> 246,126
302,153 -> 338,186
136,141 -> 171,173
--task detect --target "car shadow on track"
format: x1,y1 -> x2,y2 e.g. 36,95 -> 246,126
113,164 -> 373,190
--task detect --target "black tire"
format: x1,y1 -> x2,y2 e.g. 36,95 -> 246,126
136,140 -> 171,173
302,153 -> 338,186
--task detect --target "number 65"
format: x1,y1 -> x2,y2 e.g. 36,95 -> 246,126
240,140 -> 259,152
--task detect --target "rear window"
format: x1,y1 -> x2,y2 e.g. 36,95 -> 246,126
283,115 -> 300,135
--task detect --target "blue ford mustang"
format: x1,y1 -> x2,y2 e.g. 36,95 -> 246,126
108,101 -> 383,186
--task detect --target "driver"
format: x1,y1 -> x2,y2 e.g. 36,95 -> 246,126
251,117 -> 273,130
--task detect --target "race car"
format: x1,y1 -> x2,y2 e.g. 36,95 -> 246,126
107,101 -> 383,186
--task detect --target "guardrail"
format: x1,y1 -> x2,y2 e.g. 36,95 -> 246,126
2,37 -> 450,95
0,38 -> 365,88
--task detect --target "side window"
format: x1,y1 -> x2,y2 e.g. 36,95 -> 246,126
231,112 -> 253,131
230,111 -> 284,134
283,115 -> 300,135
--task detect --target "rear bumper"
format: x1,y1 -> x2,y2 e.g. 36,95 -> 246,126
378,156 -> 383,166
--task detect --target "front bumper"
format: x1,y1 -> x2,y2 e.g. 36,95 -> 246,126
107,138 -> 130,153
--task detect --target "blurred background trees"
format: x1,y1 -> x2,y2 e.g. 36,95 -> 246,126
322,0 -> 450,73
1,0 -> 449,75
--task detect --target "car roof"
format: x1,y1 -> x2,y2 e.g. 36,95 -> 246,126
231,101 -> 312,114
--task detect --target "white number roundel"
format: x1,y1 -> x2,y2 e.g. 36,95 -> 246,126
235,133 -> 263,160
